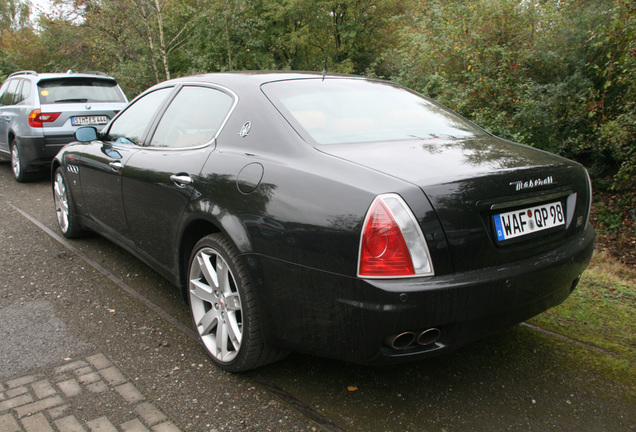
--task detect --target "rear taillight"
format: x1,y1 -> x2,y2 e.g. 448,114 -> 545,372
358,194 -> 434,278
28,109 -> 61,127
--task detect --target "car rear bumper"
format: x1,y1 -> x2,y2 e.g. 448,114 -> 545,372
18,135 -> 73,168
250,224 -> 595,365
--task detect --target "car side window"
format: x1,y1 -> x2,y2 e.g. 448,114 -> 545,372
11,79 -> 30,105
149,86 -> 234,148
0,79 -> 19,106
18,79 -> 31,104
107,87 -> 172,145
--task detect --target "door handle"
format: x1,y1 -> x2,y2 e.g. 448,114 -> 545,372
170,174 -> 193,188
109,161 -> 124,171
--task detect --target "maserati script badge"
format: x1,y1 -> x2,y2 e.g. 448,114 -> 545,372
510,176 -> 554,191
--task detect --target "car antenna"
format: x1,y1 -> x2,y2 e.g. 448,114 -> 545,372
322,57 -> 327,81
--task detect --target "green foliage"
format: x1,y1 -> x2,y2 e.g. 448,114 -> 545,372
0,0 -> 30,31
181,0 -> 405,75
390,0 -> 635,217
0,0 -> 633,216
595,202 -> 626,234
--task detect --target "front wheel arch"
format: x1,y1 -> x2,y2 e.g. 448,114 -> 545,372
52,166 -> 84,238
51,160 -> 62,182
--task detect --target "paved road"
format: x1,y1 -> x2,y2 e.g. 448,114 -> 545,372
0,163 -> 633,432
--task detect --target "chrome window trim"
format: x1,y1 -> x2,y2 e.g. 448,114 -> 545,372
142,83 -> 239,152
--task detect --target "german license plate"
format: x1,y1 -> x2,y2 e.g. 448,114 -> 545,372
493,201 -> 565,241
71,116 -> 109,126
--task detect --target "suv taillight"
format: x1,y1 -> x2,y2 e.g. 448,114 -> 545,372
358,194 -> 434,278
28,109 -> 61,127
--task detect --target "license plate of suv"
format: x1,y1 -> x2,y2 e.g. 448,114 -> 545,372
71,116 -> 109,126
493,201 -> 565,241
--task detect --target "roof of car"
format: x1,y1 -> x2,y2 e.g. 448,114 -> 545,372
8,70 -> 116,80
148,71 -> 372,93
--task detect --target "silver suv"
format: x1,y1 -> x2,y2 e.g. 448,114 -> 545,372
0,70 -> 128,182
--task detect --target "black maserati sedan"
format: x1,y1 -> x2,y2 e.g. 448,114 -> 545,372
52,72 -> 595,372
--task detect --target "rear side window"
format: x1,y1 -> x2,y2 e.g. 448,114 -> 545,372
18,79 -> 31,103
38,78 -> 126,104
149,86 -> 234,148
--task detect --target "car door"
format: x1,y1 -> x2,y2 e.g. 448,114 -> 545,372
122,84 -> 236,273
0,79 -> 19,152
79,87 -> 174,241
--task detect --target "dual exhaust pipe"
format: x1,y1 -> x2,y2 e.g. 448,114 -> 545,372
388,328 -> 441,350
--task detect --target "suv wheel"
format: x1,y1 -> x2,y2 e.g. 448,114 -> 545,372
11,140 -> 33,183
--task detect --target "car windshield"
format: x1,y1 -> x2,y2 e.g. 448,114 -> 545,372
262,78 -> 486,145
38,78 -> 126,104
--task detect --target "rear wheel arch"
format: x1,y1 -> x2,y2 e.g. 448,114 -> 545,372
178,214 -> 255,300
187,233 -> 286,371
7,131 -> 15,147
178,219 -> 222,301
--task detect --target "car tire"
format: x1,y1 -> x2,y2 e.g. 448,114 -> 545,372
10,139 -> 33,183
53,167 -> 84,238
188,234 -> 285,372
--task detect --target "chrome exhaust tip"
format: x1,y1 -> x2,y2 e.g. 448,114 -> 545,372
388,332 -> 416,350
417,328 -> 441,346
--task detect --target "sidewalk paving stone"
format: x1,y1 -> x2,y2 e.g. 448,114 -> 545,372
0,352 -> 182,432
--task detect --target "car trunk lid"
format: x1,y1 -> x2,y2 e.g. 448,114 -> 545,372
317,135 -> 591,273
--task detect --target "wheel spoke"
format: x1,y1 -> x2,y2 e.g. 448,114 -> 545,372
216,258 -> 231,294
216,320 -> 229,359
226,313 -> 242,348
198,307 -> 220,337
54,181 -> 68,211
189,278 -> 217,304
224,292 -> 241,311
198,253 -> 219,289
59,212 -> 68,231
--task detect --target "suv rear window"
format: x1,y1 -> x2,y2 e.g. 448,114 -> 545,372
38,78 -> 126,104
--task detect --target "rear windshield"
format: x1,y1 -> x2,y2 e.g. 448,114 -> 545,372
262,78 -> 485,145
38,78 -> 126,104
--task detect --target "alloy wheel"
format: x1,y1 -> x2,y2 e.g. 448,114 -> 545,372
189,247 -> 243,364
54,171 -> 70,233
11,144 -> 21,179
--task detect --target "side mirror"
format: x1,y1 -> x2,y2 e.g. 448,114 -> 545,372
75,126 -> 98,142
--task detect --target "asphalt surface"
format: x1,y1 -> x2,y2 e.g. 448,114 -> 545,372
0,162 -> 634,432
